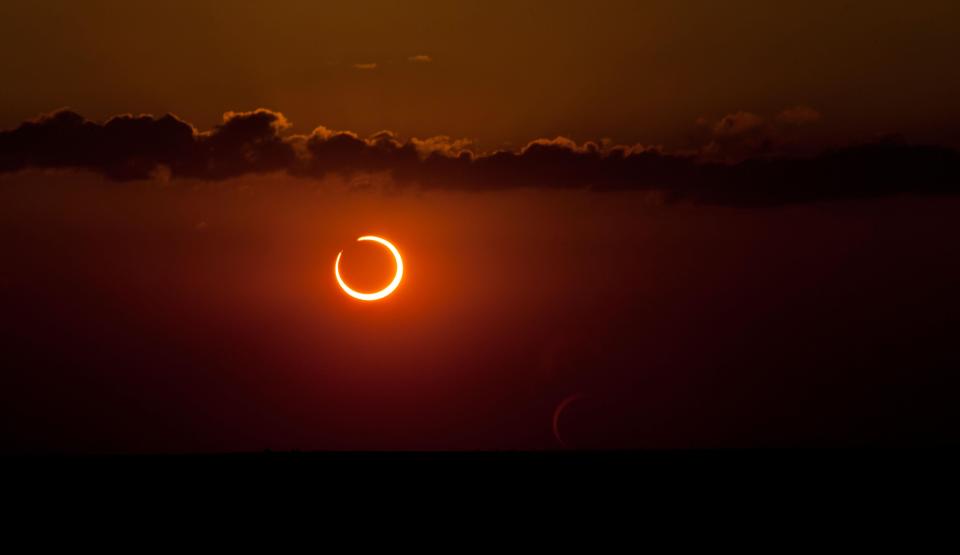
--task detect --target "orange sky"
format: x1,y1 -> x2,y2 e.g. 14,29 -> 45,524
3,1 -> 960,452
4,171 -> 960,450
2,0 -> 958,149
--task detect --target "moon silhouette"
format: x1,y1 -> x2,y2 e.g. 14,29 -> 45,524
552,393 -> 585,448
335,235 -> 404,301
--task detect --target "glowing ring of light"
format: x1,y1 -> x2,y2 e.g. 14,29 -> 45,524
335,236 -> 404,301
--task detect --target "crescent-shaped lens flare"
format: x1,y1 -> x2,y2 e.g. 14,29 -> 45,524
335,235 -> 404,301
552,393 -> 585,449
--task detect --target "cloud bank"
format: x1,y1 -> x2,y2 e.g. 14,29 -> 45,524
1,108 -> 958,204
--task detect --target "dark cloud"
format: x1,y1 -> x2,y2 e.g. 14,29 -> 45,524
0,108 -> 297,181
2,109 -> 959,204
698,107 -> 823,162
196,109 -> 296,179
0,110 -> 196,180
700,111 -> 773,162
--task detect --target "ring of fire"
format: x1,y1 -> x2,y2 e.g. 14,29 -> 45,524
335,235 -> 404,301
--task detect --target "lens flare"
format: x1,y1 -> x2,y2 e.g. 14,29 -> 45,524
335,235 -> 404,301
553,393 -> 585,449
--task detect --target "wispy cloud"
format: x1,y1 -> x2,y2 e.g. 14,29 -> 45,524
407,55 -> 432,63
352,63 -> 377,70
776,105 -> 822,126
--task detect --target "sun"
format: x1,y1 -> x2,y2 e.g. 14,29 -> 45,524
335,236 -> 404,301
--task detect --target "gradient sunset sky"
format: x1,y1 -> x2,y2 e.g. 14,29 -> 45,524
2,1 -> 960,452
2,0 -> 958,149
